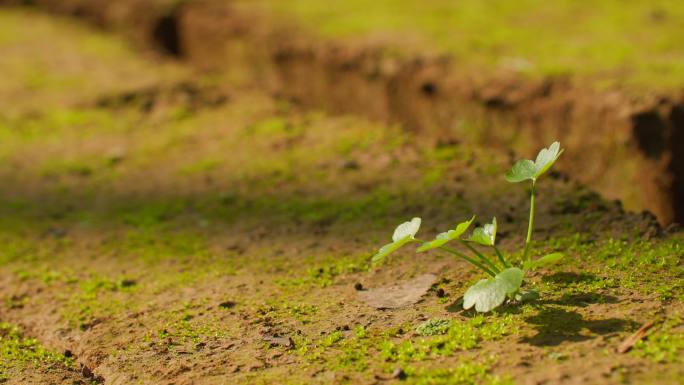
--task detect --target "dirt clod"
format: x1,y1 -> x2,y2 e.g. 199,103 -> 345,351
218,301 -> 237,309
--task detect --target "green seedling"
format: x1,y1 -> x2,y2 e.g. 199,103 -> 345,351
371,142 -> 564,312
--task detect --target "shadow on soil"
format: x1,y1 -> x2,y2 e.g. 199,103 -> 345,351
520,307 -> 636,347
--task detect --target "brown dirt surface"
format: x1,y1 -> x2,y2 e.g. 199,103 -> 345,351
0,5 -> 683,385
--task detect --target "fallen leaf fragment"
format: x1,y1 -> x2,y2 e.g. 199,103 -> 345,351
357,274 -> 437,309
616,320 -> 656,353
262,334 -> 295,349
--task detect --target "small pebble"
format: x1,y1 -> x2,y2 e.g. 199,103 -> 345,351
392,367 -> 407,380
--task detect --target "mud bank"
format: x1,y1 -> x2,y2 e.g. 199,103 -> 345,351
2,0 -> 683,225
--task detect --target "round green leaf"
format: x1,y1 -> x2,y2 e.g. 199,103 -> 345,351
497,267 -> 524,295
463,278 -> 508,313
463,267 -> 524,313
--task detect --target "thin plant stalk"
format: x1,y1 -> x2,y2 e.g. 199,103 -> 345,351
461,241 -> 500,274
439,246 -> 497,277
523,180 -> 536,263
493,246 -> 509,268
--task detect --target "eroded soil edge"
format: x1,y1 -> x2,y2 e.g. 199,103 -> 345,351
1,0 -> 683,224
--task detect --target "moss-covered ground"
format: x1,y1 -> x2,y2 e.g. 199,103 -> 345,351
0,7 -> 682,385
246,0 -> 684,91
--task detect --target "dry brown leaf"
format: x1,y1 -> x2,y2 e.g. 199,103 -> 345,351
357,274 -> 437,309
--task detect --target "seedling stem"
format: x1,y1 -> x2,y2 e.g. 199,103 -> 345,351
494,246 -> 509,268
523,180 -> 536,263
461,241 -> 500,274
439,245 -> 497,277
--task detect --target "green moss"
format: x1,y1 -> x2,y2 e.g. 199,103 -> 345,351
293,325 -> 374,372
633,315 -> 684,363
422,166 -> 445,187
149,307 -> 230,346
404,359 -> 513,385
534,233 -> 684,301
252,0 -> 684,90
62,274 -> 139,330
382,315 -> 518,363
79,274 -> 136,298
416,318 -> 452,336
179,158 -> 223,175
255,300 -> 319,326
114,229 -> 213,265
0,322 -> 74,379
321,331 -> 345,347
276,256 -> 369,288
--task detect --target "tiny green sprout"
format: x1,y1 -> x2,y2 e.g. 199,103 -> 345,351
505,141 -> 564,264
504,141 -> 563,183
369,141 -> 565,313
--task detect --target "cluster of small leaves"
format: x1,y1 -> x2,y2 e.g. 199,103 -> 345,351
371,142 -> 564,312
415,318 -> 452,336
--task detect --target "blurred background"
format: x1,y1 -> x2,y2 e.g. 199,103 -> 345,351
2,0 -> 681,224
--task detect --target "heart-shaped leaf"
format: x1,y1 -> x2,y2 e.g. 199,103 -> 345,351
372,217 -> 421,263
533,141 -> 563,178
505,142 -> 564,183
505,159 -> 536,183
463,267 -> 524,313
462,278 -> 507,313
468,217 -> 497,246
523,252 -> 563,270
392,217 -> 422,242
417,216 -> 475,252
